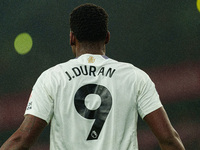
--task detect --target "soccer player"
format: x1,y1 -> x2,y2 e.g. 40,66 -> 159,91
0,3 -> 185,150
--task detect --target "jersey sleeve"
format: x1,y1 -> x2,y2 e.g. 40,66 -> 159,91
24,70 -> 54,124
136,70 -> 162,119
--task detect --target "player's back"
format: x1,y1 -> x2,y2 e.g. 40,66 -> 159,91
48,54 -> 147,150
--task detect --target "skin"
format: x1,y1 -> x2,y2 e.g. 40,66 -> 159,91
0,31 -> 185,150
70,31 -> 110,57
0,115 -> 47,150
144,107 -> 185,150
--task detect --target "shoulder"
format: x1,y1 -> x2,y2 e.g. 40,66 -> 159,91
35,60 -> 71,84
108,58 -> 151,83
41,59 -> 75,76
115,60 -> 149,77
119,61 -> 153,87
108,58 -> 135,70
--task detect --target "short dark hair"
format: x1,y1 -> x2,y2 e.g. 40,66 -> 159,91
70,3 -> 108,42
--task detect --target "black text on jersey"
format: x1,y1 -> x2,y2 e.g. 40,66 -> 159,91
65,65 -> 116,81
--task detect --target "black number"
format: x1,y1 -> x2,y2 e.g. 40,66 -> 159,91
74,84 -> 112,140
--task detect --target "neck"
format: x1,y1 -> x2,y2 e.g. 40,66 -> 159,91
73,41 -> 106,57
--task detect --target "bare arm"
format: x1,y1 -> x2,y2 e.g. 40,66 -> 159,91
0,114 -> 47,150
144,107 -> 185,150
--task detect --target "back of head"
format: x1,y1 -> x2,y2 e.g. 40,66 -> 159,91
70,3 -> 109,42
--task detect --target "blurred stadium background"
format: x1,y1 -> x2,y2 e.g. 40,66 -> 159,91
0,0 -> 200,149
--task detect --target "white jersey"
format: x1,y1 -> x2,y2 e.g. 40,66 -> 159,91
25,54 -> 162,150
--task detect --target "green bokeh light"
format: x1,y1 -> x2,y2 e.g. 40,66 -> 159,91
14,33 -> 33,55
197,0 -> 200,12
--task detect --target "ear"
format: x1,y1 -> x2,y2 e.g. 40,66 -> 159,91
70,31 -> 76,46
105,31 -> 110,44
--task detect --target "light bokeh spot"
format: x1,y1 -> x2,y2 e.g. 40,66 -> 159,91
14,33 -> 33,55
197,0 -> 200,12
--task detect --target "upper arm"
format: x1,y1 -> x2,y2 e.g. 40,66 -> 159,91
144,107 -> 180,143
19,114 -> 47,139
24,71 -> 54,124
17,114 -> 47,147
0,115 -> 47,150
136,70 -> 162,119
144,107 -> 186,150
